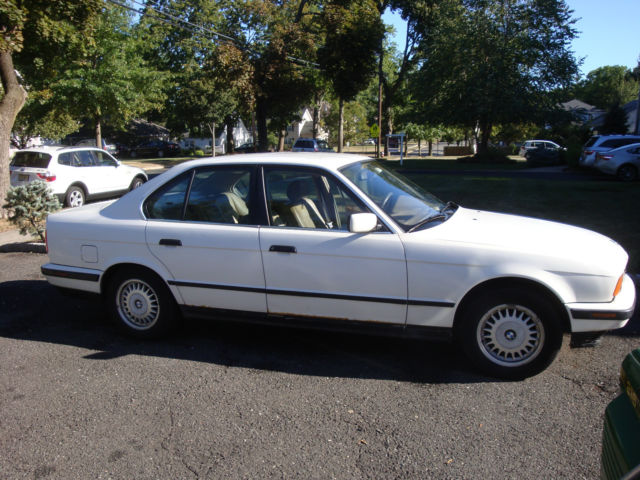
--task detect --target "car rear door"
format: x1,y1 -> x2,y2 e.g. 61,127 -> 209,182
145,165 -> 267,313
259,167 -> 408,325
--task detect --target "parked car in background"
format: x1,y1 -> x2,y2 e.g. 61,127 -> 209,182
10,146 -> 147,207
292,138 -> 334,152
234,142 -> 256,154
74,138 -> 117,156
580,135 -> 640,168
524,146 -> 564,166
41,153 -> 635,379
518,140 -> 563,157
601,348 -> 640,480
129,140 -> 181,158
594,143 -> 640,181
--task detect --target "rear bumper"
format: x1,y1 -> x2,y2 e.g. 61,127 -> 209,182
567,274 -> 636,333
41,263 -> 102,294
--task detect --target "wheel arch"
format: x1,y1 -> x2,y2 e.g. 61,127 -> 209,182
453,277 -> 571,335
100,262 -> 179,304
66,182 -> 88,196
617,163 -> 638,180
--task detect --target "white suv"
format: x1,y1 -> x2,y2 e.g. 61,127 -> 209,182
580,135 -> 640,167
10,146 -> 147,207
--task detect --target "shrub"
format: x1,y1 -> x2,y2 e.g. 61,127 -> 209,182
3,181 -> 62,242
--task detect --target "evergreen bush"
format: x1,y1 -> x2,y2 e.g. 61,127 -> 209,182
3,181 -> 62,243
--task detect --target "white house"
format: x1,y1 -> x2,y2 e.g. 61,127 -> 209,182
179,119 -> 252,154
284,106 -> 329,146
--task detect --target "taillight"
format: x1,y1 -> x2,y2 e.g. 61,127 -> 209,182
598,154 -> 613,161
584,150 -> 593,155
37,172 -> 56,182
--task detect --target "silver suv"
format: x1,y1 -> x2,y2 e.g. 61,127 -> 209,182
580,135 -> 640,167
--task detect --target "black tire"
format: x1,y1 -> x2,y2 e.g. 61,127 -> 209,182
617,164 -> 638,182
107,267 -> 178,338
65,186 -> 86,208
455,287 -> 563,380
129,176 -> 146,191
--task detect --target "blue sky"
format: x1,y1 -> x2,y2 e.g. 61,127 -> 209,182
383,1 -> 640,78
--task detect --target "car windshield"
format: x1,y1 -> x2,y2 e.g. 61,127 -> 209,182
340,161 -> 454,232
10,151 -> 52,169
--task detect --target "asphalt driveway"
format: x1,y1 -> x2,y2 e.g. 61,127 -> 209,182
0,249 -> 638,479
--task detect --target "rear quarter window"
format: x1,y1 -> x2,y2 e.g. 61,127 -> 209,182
10,152 -> 52,169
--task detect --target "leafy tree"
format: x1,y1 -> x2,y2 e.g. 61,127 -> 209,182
324,97 -> 369,147
11,91 -> 79,148
410,0 -> 579,153
574,66 -> 639,110
53,4 -> 167,148
0,0 -> 101,217
600,103 -> 630,135
318,0 -> 384,151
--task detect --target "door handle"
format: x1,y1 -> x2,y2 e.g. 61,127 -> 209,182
159,238 -> 182,246
269,245 -> 297,253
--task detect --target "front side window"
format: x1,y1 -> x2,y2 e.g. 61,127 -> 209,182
94,151 -> 118,166
144,167 -> 253,224
264,168 -> 368,230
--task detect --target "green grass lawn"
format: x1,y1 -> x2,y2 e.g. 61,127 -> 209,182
404,172 -> 640,273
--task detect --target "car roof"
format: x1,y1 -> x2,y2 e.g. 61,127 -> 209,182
164,152 -> 368,173
15,146 -> 107,155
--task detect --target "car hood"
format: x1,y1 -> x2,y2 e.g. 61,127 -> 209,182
405,207 -> 628,276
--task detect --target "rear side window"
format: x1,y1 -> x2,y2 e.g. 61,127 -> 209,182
144,171 -> 192,220
584,136 -> 599,148
10,152 -> 52,168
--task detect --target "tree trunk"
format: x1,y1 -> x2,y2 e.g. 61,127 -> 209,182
278,129 -> 286,152
312,95 -> 319,140
418,139 -> 421,156
428,140 -> 433,156
338,97 -> 344,153
225,117 -> 235,154
95,118 -> 102,150
0,51 -> 28,218
377,42 -> 384,158
478,120 -> 492,154
256,98 -> 268,152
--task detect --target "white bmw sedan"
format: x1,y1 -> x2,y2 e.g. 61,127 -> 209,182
42,153 -> 636,379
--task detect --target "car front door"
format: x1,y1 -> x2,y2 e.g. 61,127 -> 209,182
259,167 -> 407,325
145,165 -> 267,314
92,150 -> 127,193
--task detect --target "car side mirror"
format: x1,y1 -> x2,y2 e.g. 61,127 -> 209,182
349,213 -> 378,233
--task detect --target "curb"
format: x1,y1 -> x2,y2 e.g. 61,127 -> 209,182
0,241 -> 46,254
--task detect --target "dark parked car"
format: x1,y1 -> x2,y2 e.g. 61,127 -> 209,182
524,146 -> 564,166
601,348 -> 640,480
129,140 -> 181,158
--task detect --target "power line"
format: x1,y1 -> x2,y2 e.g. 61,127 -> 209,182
105,0 -> 320,69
